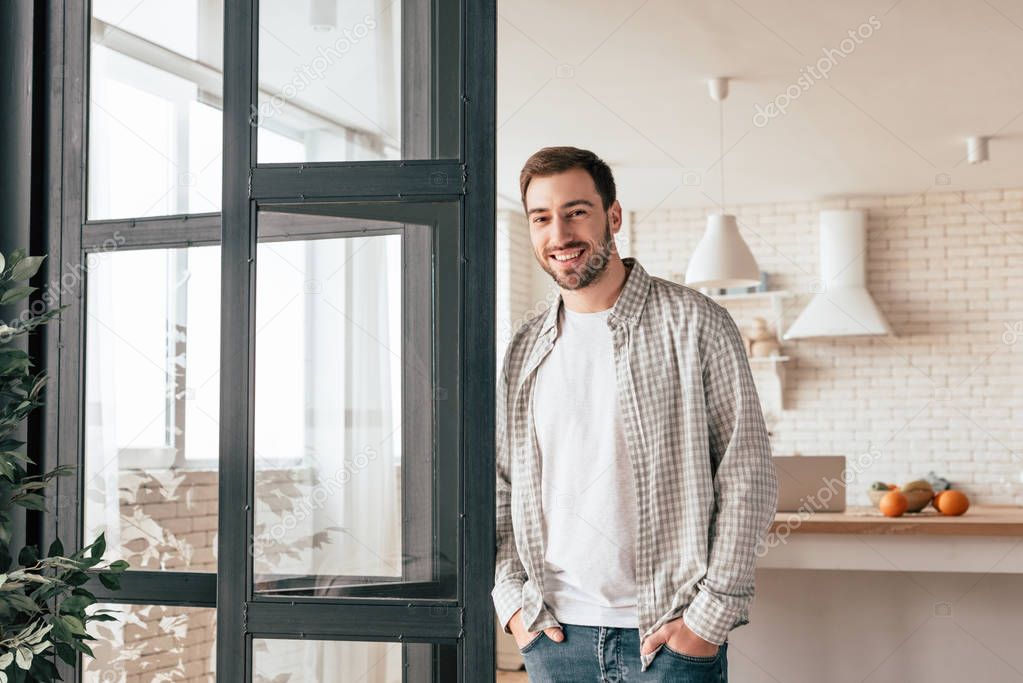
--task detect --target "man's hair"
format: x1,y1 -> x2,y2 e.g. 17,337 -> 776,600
519,146 -> 617,211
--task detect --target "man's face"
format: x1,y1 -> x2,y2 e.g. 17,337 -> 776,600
524,168 -> 622,290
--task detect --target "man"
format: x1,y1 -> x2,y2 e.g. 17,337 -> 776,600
493,146 -> 778,681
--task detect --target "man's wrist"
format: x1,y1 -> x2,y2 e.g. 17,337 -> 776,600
681,607 -> 725,647
504,608 -> 522,636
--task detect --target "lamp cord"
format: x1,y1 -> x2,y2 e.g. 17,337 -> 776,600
719,99 -> 725,214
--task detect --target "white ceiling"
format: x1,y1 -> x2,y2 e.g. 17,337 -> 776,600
497,0 -> 1023,210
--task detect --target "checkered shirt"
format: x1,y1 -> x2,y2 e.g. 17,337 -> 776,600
492,257 -> 778,672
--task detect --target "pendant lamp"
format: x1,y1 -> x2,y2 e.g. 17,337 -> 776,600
685,77 -> 760,289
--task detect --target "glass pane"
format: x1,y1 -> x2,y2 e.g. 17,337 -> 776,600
88,0 -> 224,219
256,0 -> 457,162
252,207 -> 453,598
83,604 -> 216,682
253,638 -> 455,682
84,247 -> 220,571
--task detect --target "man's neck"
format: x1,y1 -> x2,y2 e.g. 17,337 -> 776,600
560,256 -> 629,313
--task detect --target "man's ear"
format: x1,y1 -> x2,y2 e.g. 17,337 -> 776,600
608,200 -> 623,233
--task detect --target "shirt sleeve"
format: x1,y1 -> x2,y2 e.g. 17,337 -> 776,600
683,311 -> 779,645
492,352 -> 526,633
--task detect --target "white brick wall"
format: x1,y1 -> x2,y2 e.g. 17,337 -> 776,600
495,209 -> 557,364
626,188 -> 1023,506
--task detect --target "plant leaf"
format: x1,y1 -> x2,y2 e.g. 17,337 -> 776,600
65,571 -> 89,587
5,593 -> 40,613
58,593 -> 94,614
89,533 -> 106,561
13,494 -> 46,512
87,613 -> 117,622
8,256 -> 45,282
17,545 -> 38,567
60,614 -> 86,636
0,286 -> 37,305
22,622 -> 52,645
97,573 -> 120,590
54,642 -> 76,666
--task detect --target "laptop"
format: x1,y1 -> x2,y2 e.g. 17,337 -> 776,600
773,455 -> 847,512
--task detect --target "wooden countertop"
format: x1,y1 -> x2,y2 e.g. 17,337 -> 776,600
771,505 -> 1023,536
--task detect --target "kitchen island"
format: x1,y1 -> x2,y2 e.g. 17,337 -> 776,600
733,505 -> 1023,682
760,505 -> 1023,573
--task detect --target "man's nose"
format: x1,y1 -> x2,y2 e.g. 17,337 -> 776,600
550,215 -> 574,245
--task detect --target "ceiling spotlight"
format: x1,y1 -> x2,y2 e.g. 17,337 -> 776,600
310,0 -> 337,31
707,77 -> 729,102
966,136 -> 989,164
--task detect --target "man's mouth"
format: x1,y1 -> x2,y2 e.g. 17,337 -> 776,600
549,248 -> 585,267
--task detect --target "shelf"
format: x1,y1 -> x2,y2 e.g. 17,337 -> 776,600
709,289 -> 792,304
749,355 -> 790,364
706,291 -> 794,411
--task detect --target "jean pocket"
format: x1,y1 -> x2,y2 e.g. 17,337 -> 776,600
518,632 -> 545,654
661,642 -> 720,664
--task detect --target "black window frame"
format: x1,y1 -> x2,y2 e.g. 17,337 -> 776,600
36,0 -> 496,680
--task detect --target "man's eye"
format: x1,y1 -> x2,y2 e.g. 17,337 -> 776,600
533,216 -> 548,224
570,210 -> 585,217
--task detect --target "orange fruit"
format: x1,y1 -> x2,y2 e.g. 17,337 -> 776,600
936,490 -> 969,516
879,490 -> 908,517
932,490 -> 947,511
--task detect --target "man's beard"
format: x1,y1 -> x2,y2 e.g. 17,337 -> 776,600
539,220 -> 617,291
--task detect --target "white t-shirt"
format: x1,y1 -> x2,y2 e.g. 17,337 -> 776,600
532,303 -> 639,628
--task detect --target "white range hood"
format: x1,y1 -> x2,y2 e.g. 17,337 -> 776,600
783,209 -> 893,340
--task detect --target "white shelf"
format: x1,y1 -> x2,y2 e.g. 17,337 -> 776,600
748,355 -> 788,411
709,289 -> 792,304
707,290 -> 795,412
710,290 -> 791,345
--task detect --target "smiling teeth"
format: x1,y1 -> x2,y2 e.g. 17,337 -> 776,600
553,250 -> 583,261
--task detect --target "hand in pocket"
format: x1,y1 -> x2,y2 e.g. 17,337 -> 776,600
508,609 -> 564,650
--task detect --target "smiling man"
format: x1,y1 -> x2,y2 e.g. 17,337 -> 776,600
493,146 -> 778,681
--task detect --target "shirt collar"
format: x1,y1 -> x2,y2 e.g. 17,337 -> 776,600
538,257 -> 651,339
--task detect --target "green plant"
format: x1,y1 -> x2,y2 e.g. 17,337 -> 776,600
0,250 -> 127,682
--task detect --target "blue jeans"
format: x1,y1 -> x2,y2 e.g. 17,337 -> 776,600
519,623 -> 728,682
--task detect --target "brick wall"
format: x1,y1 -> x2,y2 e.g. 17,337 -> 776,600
83,469 -> 220,682
625,188 -> 1023,505
114,469 -> 219,572
84,466 -> 322,681
496,208 -> 555,364
84,603 -> 216,683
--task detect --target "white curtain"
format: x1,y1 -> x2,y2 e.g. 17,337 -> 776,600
83,253 -> 133,562
309,235 -> 402,682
